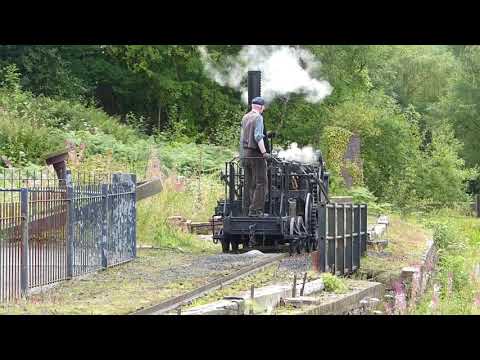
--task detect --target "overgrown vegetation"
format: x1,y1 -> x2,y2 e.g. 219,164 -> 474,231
321,273 -> 349,294
413,210 -> 480,315
136,175 -> 223,252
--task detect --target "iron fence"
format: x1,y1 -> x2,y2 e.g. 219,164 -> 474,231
0,169 -> 137,302
318,203 -> 368,275
0,189 -> 23,301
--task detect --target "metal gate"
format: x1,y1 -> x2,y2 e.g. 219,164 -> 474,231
317,203 -> 368,275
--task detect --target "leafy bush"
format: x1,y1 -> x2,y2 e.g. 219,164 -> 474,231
155,141 -> 235,176
321,273 -> 348,293
431,222 -> 458,250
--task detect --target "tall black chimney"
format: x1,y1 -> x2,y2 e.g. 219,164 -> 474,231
247,70 -> 261,112
246,70 -> 270,153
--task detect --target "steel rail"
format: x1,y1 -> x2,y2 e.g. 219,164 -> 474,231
132,252 -> 288,315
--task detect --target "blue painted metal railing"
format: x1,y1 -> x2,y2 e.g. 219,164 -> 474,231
0,169 -> 137,302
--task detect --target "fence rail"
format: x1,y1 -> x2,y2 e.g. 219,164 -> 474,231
0,170 -> 136,302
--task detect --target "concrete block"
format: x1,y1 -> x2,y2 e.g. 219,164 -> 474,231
239,278 -> 325,314
301,279 -> 325,296
182,277 -> 325,315
370,224 -> 387,238
181,299 -> 244,315
239,285 -> 291,314
298,282 -> 385,315
284,296 -> 321,307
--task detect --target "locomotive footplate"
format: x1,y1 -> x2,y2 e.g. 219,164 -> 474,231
222,216 -> 283,236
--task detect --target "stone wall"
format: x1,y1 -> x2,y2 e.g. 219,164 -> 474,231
341,133 -> 363,188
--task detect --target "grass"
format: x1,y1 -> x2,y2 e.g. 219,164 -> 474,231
0,249 -> 208,315
412,209 -> 480,315
136,174 -> 223,253
359,213 -> 431,283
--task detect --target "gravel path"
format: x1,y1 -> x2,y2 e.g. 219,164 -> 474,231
141,250 -> 279,285
277,253 -> 312,274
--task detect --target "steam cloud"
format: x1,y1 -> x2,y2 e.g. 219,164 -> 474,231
277,143 -> 319,164
198,45 -> 332,104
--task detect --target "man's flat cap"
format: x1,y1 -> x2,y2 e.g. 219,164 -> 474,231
251,97 -> 265,106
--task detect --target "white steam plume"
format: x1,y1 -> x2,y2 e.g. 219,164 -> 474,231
198,45 -> 332,104
277,143 -> 319,164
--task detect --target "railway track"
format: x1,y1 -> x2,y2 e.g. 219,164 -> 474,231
132,252 -> 288,315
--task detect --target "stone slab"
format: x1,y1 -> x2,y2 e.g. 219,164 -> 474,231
294,282 -> 384,315
284,296 -> 321,306
182,278 -> 325,315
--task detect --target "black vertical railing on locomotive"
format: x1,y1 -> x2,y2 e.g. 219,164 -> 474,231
0,168 -> 136,302
317,203 -> 368,276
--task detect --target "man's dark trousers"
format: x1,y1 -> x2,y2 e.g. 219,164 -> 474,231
243,148 -> 266,213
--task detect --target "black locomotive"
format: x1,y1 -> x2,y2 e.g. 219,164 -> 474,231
213,152 -> 330,255
212,70 -> 330,255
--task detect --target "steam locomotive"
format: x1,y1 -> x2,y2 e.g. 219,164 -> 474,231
212,71 -> 369,276
212,71 -> 330,255
213,152 -> 330,255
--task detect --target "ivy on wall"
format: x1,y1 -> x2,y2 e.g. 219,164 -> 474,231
322,126 -> 364,189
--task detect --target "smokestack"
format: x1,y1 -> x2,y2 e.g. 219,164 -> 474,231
247,70 -> 261,112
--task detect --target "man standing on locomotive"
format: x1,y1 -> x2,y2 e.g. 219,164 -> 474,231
240,96 -> 271,217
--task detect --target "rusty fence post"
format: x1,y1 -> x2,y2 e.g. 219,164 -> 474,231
20,188 -> 29,297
